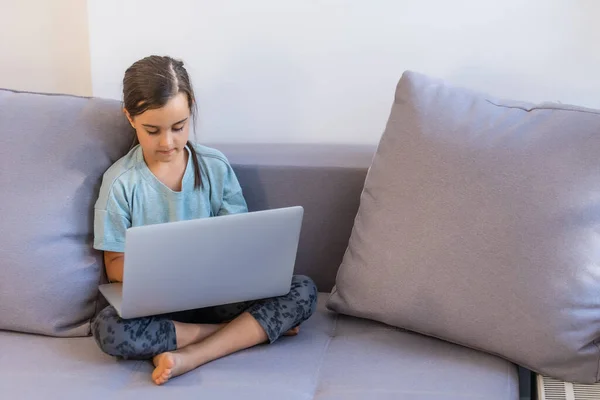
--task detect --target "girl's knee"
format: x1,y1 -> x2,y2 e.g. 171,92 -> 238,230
291,275 -> 318,318
92,308 -> 176,359
92,307 -> 125,357
292,275 -> 317,294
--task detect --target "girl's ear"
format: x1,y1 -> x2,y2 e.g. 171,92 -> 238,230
123,108 -> 135,128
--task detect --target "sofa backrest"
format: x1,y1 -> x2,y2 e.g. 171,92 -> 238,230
218,144 -> 374,291
0,88 -> 373,337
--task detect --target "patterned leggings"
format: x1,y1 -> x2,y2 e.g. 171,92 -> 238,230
92,275 -> 318,360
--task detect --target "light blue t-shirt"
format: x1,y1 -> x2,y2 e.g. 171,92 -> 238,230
93,143 -> 248,253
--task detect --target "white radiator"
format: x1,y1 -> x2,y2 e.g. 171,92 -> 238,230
538,375 -> 600,400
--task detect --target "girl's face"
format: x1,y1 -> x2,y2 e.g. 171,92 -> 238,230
125,92 -> 191,165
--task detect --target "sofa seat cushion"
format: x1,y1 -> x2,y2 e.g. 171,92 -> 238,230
0,294 -> 517,399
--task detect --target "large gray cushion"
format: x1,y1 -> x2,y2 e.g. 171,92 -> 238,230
327,71 -> 600,383
0,294 -> 518,399
0,89 -> 131,336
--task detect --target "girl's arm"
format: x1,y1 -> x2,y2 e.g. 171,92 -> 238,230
104,251 -> 124,282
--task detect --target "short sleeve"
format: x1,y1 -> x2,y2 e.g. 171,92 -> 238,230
93,179 -> 131,252
217,163 -> 249,216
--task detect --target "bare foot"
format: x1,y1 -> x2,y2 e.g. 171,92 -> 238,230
151,322 -> 302,384
284,326 -> 300,336
152,352 -> 185,385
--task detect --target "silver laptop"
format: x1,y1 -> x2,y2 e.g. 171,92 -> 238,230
99,206 -> 304,319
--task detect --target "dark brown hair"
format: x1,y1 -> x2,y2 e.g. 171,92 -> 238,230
123,55 -> 201,189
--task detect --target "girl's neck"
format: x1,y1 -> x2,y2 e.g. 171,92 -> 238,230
143,147 -> 187,170
143,149 -> 189,192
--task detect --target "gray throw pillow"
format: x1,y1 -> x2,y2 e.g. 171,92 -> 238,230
0,89 -> 132,336
327,71 -> 600,383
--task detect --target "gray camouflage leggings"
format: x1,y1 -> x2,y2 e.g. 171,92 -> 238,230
92,275 -> 318,359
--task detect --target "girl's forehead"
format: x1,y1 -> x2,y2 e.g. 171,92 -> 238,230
136,92 -> 190,126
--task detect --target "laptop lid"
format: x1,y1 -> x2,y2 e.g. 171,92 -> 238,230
119,206 -> 303,319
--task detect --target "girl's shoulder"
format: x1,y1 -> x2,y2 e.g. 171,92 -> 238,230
100,145 -> 143,188
96,146 -> 142,210
191,143 -> 228,162
190,143 -> 233,171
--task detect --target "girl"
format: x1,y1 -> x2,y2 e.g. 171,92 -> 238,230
92,55 -> 318,385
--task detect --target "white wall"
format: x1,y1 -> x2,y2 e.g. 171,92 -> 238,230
0,0 -> 92,96
87,0 -> 600,144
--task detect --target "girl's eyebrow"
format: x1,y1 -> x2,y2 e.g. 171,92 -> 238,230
142,118 -> 188,128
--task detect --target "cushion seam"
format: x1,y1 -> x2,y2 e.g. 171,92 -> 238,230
0,87 -> 93,99
485,98 -> 600,115
594,339 -> 600,381
309,311 -> 339,399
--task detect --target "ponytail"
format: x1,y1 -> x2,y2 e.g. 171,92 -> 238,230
187,141 -> 202,189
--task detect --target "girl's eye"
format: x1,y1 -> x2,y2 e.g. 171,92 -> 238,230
146,130 -> 159,135
173,126 -> 184,132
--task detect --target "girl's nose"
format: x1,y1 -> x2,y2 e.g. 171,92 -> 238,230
160,132 -> 173,148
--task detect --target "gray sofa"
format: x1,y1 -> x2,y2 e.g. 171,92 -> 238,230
0,88 -> 526,399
